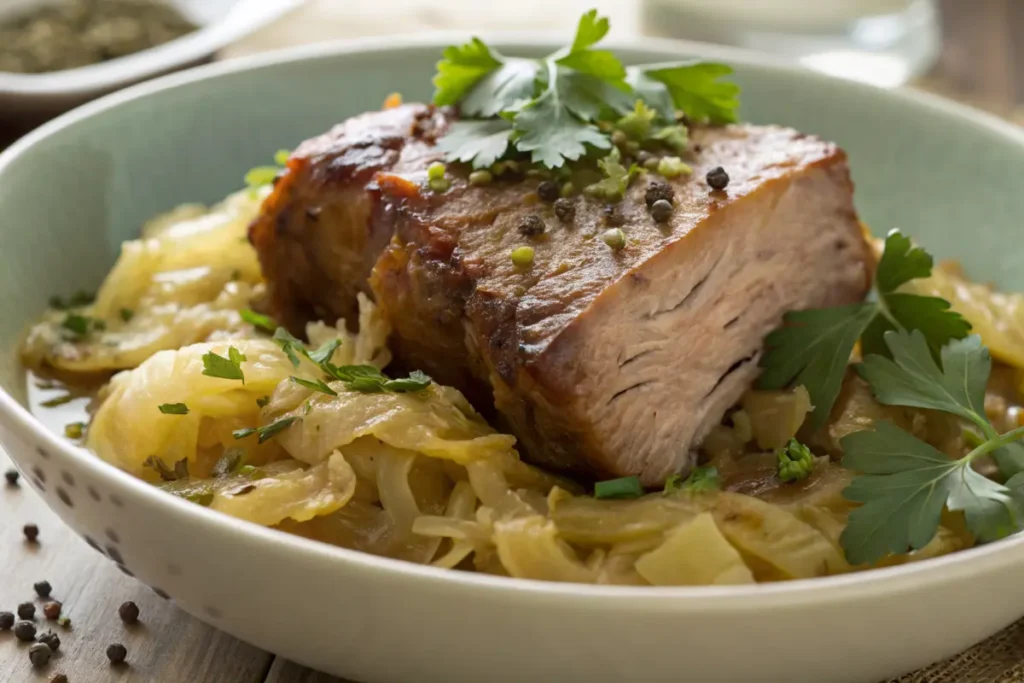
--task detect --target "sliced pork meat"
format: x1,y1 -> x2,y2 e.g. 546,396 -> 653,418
250,103 -> 872,485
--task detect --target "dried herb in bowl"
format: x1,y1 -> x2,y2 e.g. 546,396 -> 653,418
0,0 -> 197,74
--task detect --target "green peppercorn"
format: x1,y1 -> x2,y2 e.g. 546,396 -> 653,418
468,170 -> 493,186
34,580 -> 52,598
18,602 -> 35,620
517,215 -> 545,237
15,620 -> 36,642
657,156 -> 691,178
560,181 -> 574,197
706,166 -> 730,190
537,180 -> 560,202
610,130 -> 628,146
106,643 -> 127,665
56,615 -> 70,629
643,156 -> 660,171
4,468 -> 18,486
64,422 -> 83,439
29,642 -> 52,668
428,177 -> 450,193
600,228 -> 626,251
510,246 -> 535,268
0,612 -> 14,630
426,161 -> 446,180
651,199 -> 673,223
553,197 -> 575,223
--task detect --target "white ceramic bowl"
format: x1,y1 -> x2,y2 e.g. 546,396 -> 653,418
0,0 -> 303,120
2,36 -> 1024,683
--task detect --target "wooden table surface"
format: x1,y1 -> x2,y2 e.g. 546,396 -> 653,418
3,1 -> 1024,681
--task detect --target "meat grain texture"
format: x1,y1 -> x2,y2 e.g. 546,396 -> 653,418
250,103 -> 871,485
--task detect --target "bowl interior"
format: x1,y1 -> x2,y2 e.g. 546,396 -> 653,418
1,38 -> 1023,406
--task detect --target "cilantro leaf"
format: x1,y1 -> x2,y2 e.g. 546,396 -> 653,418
641,62 -> 740,123
557,70 -> 635,120
432,38 -> 502,106
840,423 -> 962,564
858,331 -> 989,428
758,303 -> 877,428
436,120 -> 514,169
946,465 -> 1023,543
875,230 -> 934,294
860,293 -> 971,359
201,347 -> 246,383
625,69 -> 675,121
461,58 -> 541,117
158,403 -> 189,415
289,376 -> 338,397
569,8 -> 610,52
514,70 -> 611,168
233,416 -> 298,444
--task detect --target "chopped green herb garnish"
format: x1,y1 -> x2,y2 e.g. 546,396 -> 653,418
656,156 -> 691,178
40,394 -> 75,408
240,308 -> 276,333
233,416 -> 298,444
119,308 -> 134,322
201,347 -> 246,383
663,465 -> 720,494
839,330 -> 1024,564
273,149 -> 291,166
186,491 -> 214,506
245,149 -> 290,195
320,364 -> 433,394
290,376 -> 338,396
272,327 -> 306,368
212,448 -> 245,477
776,438 -> 814,483
308,338 -> 341,365
583,147 -> 641,201
433,10 -> 737,169
49,290 -> 95,310
759,230 -> 971,428
63,422 -> 85,439
256,396 -> 270,408
60,313 -> 104,340
594,475 -> 645,499
144,456 -> 189,482
158,403 -> 189,415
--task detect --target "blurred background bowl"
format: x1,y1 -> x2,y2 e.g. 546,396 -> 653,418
0,0 -> 304,132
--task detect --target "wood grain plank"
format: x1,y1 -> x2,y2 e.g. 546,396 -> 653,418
264,658 -> 347,683
0,447 -> 273,683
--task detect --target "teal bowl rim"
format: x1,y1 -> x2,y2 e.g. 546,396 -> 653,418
2,33 -> 1024,606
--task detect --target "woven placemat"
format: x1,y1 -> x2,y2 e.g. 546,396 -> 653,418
889,619 -> 1024,682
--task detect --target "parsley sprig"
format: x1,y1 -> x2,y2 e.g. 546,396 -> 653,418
758,230 -> 971,428
839,330 -> 1024,564
663,465 -> 720,494
433,10 -> 738,169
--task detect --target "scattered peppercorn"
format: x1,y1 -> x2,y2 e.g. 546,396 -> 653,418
428,176 -> 450,193
24,523 -> 39,542
34,580 -> 52,598
603,205 -> 625,226
56,615 -> 71,629
706,166 -> 730,190
610,130 -> 628,147
536,180 -> 560,202
0,612 -> 14,629
29,642 -> 52,667
43,602 -> 62,620
553,197 -> 575,223
642,156 -> 660,171
50,674 -> 68,683
468,170 -> 492,186
106,643 -> 127,665
644,180 -> 675,207
651,199 -> 674,223
15,620 -> 37,641
600,228 -> 627,251
636,150 -> 653,166
38,630 -> 60,651
517,215 -> 545,237
426,161 -> 446,180
510,246 -> 535,268
560,181 -> 574,197
18,602 -> 36,619
118,601 -> 140,625
4,468 -> 18,486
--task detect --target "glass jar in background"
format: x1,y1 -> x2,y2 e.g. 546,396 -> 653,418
640,0 -> 940,87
